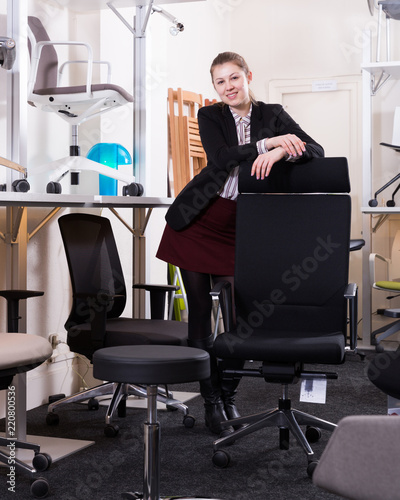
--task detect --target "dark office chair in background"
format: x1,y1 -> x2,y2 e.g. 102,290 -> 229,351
369,231 -> 400,351
210,157 -> 358,477
367,349 -> 400,401
46,213 -> 193,436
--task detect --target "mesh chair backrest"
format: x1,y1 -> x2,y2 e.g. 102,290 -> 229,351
234,192 -> 351,336
28,16 -> 58,91
58,213 -> 127,330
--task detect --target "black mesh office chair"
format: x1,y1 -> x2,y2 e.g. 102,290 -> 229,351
210,157 -> 358,477
46,213 -> 192,436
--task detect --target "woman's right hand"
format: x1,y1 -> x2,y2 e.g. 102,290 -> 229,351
251,147 -> 286,179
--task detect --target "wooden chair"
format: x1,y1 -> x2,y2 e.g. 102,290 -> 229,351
166,89 -> 222,332
167,88 -> 207,196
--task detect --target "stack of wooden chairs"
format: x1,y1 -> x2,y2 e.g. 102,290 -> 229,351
167,88 -> 216,196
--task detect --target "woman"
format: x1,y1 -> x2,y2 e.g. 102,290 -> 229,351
157,52 -> 324,435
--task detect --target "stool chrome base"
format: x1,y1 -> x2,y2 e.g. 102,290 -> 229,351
123,386 -> 222,500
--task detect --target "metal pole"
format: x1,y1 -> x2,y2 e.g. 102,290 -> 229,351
133,5 -> 147,188
143,385 -> 160,500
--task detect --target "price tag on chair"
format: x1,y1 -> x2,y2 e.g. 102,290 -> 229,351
300,378 -> 327,404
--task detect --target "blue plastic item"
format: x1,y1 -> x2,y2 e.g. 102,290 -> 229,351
87,143 -> 133,195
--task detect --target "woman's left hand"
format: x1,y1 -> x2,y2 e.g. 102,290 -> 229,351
251,147 -> 286,179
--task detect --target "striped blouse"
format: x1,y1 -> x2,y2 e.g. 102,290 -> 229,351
218,104 -> 268,200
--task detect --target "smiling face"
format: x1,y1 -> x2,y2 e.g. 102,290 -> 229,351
212,62 -> 252,116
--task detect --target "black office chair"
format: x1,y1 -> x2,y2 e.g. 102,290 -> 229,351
0,332 -> 53,498
367,349 -> 400,401
210,157 -> 358,477
46,213 -> 192,436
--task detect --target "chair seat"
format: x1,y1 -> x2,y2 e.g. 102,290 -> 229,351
380,1 -> 400,20
0,333 -> 52,389
93,345 -> 210,385
214,330 -> 345,365
0,333 -> 52,371
33,83 -> 133,102
374,280 -> 400,291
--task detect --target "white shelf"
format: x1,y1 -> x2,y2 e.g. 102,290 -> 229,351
362,206 -> 400,214
362,61 -> 400,79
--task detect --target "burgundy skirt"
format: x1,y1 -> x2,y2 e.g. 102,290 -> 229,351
156,196 -> 236,275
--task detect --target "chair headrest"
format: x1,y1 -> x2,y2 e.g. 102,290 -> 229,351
238,157 -> 350,194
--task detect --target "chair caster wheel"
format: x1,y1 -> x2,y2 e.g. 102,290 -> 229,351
30,477 -> 50,498
104,424 -> 119,437
183,414 -> 195,428
212,450 -> 230,469
0,183 -> 6,191
12,178 -> 30,193
307,460 -> 319,478
33,452 -> 52,472
305,426 -> 322,443
46,181 -> 62,194
123,182 -> 144,196
375,343 -> 384,353
369,199 -> 378,207
387,199 -> 396,207
88,397 -> 99,411
46,412 -> 59,426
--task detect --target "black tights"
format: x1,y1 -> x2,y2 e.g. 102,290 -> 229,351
180,269 -> 235,341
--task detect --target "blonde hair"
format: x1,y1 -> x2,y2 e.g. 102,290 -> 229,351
210,52 -> 257,104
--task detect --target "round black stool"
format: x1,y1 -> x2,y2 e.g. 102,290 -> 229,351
93,345 -> 220,500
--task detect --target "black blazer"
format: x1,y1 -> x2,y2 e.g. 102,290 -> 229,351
166,101 -> 324,231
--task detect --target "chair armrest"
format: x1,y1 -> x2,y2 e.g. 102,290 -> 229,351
369,252 -> 390,286
74,292 -> 122,348
0,290 -> 44,333
132,284 -> 179,320
59,60 -> 112,85
28,40 -> 94,98
344,283 -> 358,351
210,281 -> 234,332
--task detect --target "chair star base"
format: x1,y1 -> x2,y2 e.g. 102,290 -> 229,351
212,390 -> 337,477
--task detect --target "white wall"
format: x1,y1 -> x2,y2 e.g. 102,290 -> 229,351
1,1 -> 397,415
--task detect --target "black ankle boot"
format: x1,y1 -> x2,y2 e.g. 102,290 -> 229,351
188,335 -> 234,436
220,359 -> 246,429
204,401 -> 232,436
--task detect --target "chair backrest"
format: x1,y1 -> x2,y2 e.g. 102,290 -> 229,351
27,16 -> 58,92
58,213 -> 127,330
234,157 -> 351,337
167,88 -> 207,196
